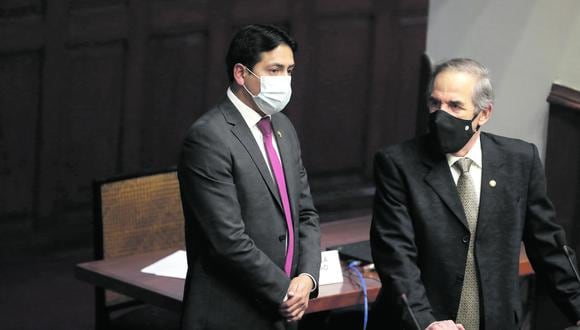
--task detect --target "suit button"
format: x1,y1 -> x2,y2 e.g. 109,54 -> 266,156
462,235 -> 469,244
278,235 -> 285,242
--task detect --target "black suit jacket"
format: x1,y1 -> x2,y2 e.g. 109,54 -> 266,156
370,132 -> 580,329
178,99 -> 320,330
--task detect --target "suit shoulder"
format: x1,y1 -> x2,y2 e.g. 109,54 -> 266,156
272,111 -> 291,124
183,104 -> 230,142
272,112 -> 295,130
375,136 -> 426,163
483,132 -> 532,148
179,104 -> 232,168
482,132 -> 537,159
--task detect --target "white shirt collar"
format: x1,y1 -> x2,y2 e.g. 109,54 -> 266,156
446,135 -> 482,169
227,87 -> 267,128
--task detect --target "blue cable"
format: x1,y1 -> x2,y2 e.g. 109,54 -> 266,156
348,260 -> 368,330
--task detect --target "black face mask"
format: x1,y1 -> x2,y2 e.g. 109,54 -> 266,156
428,110 -> 479,154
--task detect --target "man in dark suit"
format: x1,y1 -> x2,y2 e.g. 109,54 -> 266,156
178,25 -> 320,330
370,58 -> 580,330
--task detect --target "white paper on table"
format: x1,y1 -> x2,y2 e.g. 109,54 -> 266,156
318,250 -> 344,285
141,250 -> 188,279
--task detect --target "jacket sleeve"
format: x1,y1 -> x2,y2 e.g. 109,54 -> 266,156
522,143 -> 580,323
292,128 -> 321,298
370,150 -> 436,329
178,125 -> 290,308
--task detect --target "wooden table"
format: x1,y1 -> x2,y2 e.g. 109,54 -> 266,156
75,216 -> 533,313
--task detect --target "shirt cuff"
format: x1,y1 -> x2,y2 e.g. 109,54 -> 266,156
299,273 -> 317,292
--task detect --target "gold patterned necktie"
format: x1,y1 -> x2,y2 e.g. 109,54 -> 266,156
454,158 -> 480,330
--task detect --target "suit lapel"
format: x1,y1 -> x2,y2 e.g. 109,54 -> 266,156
220,100 -> 283,208
476,133 -> 506,234
422,140 -> 469,229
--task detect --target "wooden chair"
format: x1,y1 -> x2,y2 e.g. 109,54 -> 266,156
93,169 -> 185,329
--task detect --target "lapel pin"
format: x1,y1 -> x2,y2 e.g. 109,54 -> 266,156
489,179 -> 497,188
277,130 -> 282,138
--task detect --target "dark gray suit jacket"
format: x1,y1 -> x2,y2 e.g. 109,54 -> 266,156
178,99 -> 320,330
370,132 -> 580,329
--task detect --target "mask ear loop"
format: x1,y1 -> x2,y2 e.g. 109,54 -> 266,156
241,65 -> 260,79
239,64 -> 260,97
472,111 -> 481,132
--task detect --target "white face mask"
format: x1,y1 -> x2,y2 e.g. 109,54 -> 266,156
242,66 -> 292,115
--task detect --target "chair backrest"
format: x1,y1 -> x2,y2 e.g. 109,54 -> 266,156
93,169 -> 185,308
94,169 -> 185,260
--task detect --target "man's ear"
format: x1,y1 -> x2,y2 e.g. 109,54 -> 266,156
233,63 -> 246,86
477,104 -> 493,127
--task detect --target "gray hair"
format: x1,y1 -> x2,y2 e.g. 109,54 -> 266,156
427,58 -> 494,113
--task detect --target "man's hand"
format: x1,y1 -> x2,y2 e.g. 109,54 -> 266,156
279,274 -> 314,323
426,320 -> 465,330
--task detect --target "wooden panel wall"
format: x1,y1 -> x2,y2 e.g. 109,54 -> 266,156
534,84 -> 580,330
546,84 -> 580,249
0,0 -> 428,230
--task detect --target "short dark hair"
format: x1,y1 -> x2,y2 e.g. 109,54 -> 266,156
225,24 -> 297,82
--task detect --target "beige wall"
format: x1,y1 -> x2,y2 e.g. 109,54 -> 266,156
427,0 -> 580,159
556,12 -> 580,88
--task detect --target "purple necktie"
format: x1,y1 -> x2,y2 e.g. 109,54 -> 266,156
257,117 -> 294,276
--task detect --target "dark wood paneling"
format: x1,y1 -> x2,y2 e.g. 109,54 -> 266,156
141,33 -> 208,170
0,0 -> 428,230
150,0 -> 208,36
285,0 -> 315,132
40,44 -> 124,214
36,0 -> 71,219
231,0 -> 290,23
302,18 -> 371,174
0,16 -> 43,52
0,3 -> 43,52
365,1 -> 428,173
68,5 -> 127,45
315,0 -> 373,14
204,0 -> 231,109
0,52 -> 40,220
71,0 -> 124,9
0,0 -> 42,16
545,84 -> 580,244
119,0 -> 148,174
391,18 -> 428,141
548,83 -> 580,111
365,2 -> 397,169
535,84 -> 580,330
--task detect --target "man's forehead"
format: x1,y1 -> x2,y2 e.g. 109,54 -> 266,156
433,72 -> 475,95
430,94 -> 466,103
256,45 -> 294,65
258,57 -> 294,67
261,60 -> 294,67
435,70 -> 477,85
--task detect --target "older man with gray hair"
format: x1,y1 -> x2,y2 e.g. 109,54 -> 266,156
369,58 -> 580,329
